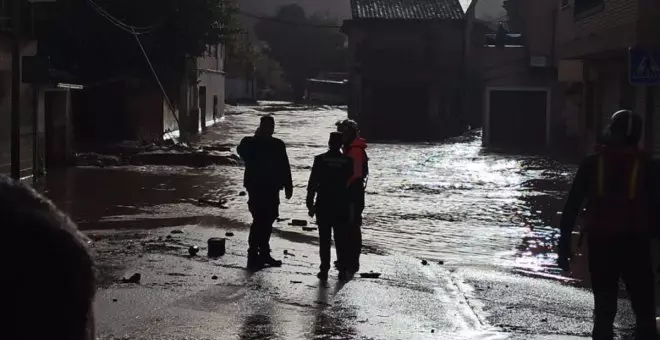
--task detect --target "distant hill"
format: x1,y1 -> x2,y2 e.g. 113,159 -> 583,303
237,0 -> 351,19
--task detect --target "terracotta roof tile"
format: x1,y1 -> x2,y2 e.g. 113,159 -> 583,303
351,0 -> 465,20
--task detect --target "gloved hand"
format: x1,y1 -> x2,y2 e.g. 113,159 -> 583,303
557,234 -> 572,272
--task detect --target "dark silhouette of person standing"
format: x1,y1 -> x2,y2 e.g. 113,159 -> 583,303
336,119 -> 369,274
2,175 -> 97,340
558,110 -> 659,340
238,115 -> 293,270
307,132 -> 353,280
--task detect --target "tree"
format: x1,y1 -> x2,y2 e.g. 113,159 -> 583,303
39,0 -> 238,103
254,4 -> 347,98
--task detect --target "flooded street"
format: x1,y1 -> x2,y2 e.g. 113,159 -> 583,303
46,102 -> 654,339
46,102 -> 576,278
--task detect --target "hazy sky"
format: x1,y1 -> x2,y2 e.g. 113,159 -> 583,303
238,0 -> 505,20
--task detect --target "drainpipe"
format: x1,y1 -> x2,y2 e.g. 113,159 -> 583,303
461,1 -> 477,129
11,0 -> 22,179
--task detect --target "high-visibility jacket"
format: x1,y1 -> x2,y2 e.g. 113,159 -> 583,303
584,147 -> 652,234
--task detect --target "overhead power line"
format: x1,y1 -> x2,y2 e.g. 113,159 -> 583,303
237,10 -> 342,29
86,0 -> 180,140
88,0 -> 161,35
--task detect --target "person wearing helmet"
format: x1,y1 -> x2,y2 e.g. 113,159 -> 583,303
336,119 -> 369,274
558,110 -> 659,340
307,132 -> 353,280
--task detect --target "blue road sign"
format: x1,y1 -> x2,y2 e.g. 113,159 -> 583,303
629,47 -> 660,85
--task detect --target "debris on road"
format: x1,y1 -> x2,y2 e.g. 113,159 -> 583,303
211,275 -> 218,280
198,197 -> 229,208
207,238 -> 226,257
421,260 -> 429,266
438,260 -> 445,265
290,219 -> 308,227
188,246 -> 200,256
75,152 -> 123,167
359,272 -> 381,279
302,227 -> 317,232
112,299 -> 118,302
130,150 -> 239,167
290,280 -> 302,284
121,273 -> 141,284
166,235 -> 172,240
171,230 -> 184,234
239,191 -> 247,196
225,232 -> 234,237
284,250 -> 295,257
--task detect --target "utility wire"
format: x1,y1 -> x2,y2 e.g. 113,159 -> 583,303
88,0 -> 160,35
87,0 -> 180,140
237,10 -> 342,29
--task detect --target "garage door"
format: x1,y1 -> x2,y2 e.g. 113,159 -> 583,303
488,89 -> 548,150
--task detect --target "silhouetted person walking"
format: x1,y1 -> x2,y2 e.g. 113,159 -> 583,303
238,115 -> 293,270
336,119 -> 369,274
307,132 -> 353,280
558,110 -> 659,340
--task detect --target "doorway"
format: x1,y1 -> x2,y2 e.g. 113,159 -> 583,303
199,86 -> 207,131
44,90 -> 69,169
486,87 -> 550,150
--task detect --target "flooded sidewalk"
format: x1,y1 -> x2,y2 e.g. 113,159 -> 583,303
42,102 -> 655,339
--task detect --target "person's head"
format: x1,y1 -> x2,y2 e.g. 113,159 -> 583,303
259,115 -> 275,137
336,119 -> 359,145
604,109 -> 643,147
2,176 -> 96,340
328,132 -> 343,151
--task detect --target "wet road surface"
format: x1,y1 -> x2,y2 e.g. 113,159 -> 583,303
42,102 -> 656,339
54,102 -> 575,274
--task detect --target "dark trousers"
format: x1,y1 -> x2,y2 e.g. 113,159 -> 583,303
317,208 -> 347,272
247,189 -> 280,256
587,234 -> 658,340
346,188 -> 365,271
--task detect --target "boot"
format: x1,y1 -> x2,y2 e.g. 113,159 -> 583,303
247,250 -> 263,270
261,253 -> 282,267
317,271 -> 329,281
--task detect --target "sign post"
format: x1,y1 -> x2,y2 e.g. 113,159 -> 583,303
629,47 -> 660,150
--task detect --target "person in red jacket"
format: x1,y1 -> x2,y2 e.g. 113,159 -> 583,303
558,110 -> 659,340
336,119 -> 369,274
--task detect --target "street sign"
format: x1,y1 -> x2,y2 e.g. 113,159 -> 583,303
629,47 -> 660,85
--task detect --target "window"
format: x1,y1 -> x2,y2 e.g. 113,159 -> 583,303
574,0 -> 604,18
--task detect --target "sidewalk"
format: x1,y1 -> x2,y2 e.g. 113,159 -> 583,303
90,223 -> 604,340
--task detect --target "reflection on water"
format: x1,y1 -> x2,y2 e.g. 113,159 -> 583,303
44,102 -> 578,280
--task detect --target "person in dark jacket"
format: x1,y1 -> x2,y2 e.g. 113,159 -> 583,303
2,175 -> 97,340
307,132 -> 353,280
238,115 -> 293,270
336,119 -> 369,274
558,110 -> 659,340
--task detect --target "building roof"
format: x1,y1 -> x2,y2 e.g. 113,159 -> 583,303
351,0 -> 467,20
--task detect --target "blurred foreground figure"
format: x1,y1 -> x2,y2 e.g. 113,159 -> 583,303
2,175 -> 96,340
336,119 -> 369,273
307,132 -> 353,280
558,110 -> 659,340
238,115 -> 293,270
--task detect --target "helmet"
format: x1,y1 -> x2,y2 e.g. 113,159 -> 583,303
605,110 -> 643,146
336,119 -> 359,133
